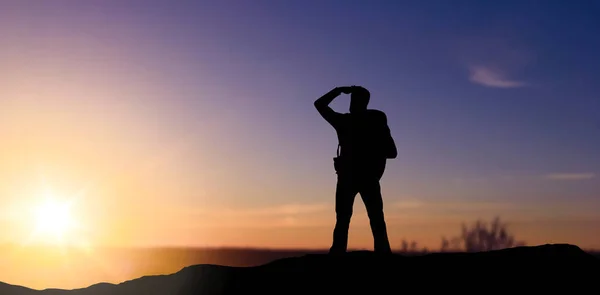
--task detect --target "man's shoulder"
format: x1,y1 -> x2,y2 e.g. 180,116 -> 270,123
366,109 -> 385,115
366,109 -> 387,120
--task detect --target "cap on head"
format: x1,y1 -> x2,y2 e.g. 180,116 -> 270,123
349,86 -> 370,113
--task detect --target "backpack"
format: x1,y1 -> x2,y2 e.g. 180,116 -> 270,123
383,128 -> 397,159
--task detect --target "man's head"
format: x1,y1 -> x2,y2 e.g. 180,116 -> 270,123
349,86 -> 370,114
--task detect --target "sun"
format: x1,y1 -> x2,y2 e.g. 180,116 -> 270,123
35,199 -> 73,238
32,195 -> 76,244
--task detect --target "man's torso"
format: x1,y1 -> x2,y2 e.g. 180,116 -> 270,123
333,110 -> 388,176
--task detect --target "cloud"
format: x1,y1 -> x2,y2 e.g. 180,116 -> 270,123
544,173 -> 596,180
393,201 -> 424,209
391,200 -> 516,213
139,202 -> 333,229
152,203 -> 331,229
468,65 -> 526,88
220,203 -> 330,216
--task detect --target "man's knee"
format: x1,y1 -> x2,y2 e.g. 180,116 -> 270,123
364,196 -> 385,219
366,207 -> 384,220
363,192 -> 384,215
335,211 -> 352,224
335,196 -> 354,215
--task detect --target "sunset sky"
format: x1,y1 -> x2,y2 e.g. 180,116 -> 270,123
1,0 -> 599,254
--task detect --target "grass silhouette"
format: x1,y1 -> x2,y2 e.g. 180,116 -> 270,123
440,216 -> 526,252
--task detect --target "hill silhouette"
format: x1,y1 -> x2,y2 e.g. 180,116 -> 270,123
1,244 -> 598,295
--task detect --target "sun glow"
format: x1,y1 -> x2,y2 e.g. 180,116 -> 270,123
30,190 -> 78,245
35,200 -> 73,238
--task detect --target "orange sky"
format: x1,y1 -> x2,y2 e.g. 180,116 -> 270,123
1,0 -> 600,290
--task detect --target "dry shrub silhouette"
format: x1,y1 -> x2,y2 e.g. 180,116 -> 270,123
399,239 -> 429,254
440,216 -> 526,252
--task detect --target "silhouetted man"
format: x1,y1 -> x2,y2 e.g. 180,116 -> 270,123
314,86 -> 397,254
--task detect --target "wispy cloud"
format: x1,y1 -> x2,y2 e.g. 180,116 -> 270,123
468,65 -> 526,88
393,201 -> 424,209
166,202 -> 332,229
544,173 -> 596,180
380,200 -> 522,225
215,203 -> 330,217
392,200 -> 515,211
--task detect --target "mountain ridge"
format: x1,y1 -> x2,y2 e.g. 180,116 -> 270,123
2,244 -> 598,294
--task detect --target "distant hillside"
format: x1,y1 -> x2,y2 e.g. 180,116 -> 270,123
1,244 -> 598,295
0,246 -> 328,289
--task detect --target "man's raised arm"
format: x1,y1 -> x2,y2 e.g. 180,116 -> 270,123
314,87 -> 349,126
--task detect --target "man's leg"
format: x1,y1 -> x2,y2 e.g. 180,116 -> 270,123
329,175 -> 358,254
359,178 -> 392,253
